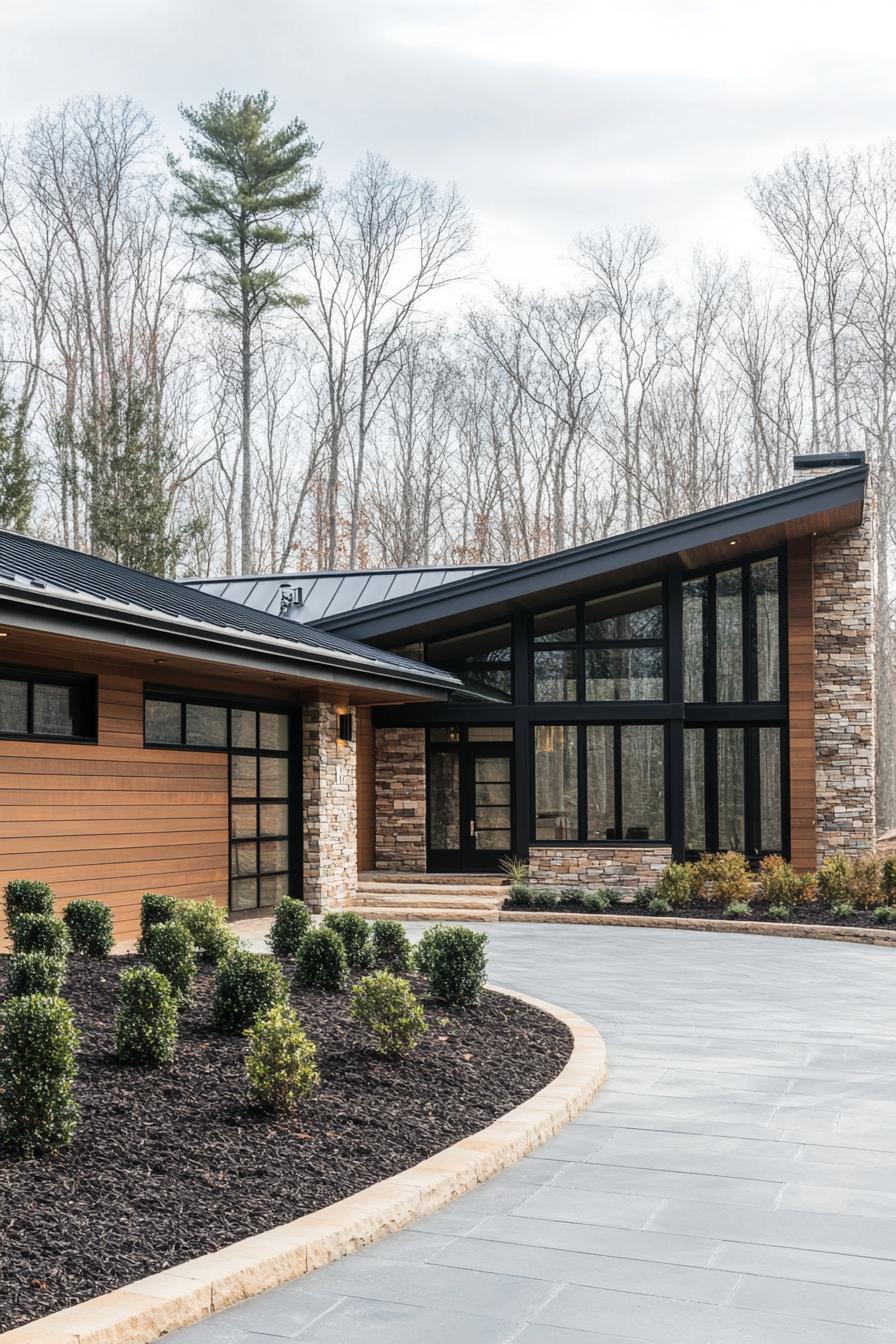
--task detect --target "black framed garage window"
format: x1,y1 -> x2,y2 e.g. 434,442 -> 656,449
0,666 -> 96,741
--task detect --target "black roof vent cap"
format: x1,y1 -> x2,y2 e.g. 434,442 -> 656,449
793,451 -> 866,471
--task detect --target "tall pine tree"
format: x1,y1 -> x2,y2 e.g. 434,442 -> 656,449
169,90 -> 319,573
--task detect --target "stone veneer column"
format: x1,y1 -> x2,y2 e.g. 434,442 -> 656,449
374,726 -> 426,871
814,506 -> 876,860
301,700 -> 357,912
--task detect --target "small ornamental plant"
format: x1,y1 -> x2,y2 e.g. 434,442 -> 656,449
321,911 -> 373,970
11,913 -> 71,960
533,889 -> 558,911
872,905 -> 896,924
851,854 -> 883,909
507,883 -> 532,908
6,951 -> 66,998
583,891 -> 611,914
882,856 -> 896,900
757,855 -> 814,907
351,971 -> 428,1058
138,892 -> 178,950
416,925 -> 487,1006
768,903 -> 792,921
245,1004 -> 320,1112
558,886 -> 586,906
212,950 -> 288,1032
829,900 -> 856,920
371,920 -> 414,973
647,896 -> 673,915
115,967 -> 178,1066
817,854 -> 853,906
176,897 -> 239,962
656,862 -> 695,910
294,927 -> 348,992
498,855 -> 529,884
634,885 -> 656,909
4,879 -> 54,938
693,852 -> 753,907
143,921 -> 197,1002
63,899 -> 114,957
723,900 -> 752,919
266,896 -> 311,958
0,994 -> 79,1156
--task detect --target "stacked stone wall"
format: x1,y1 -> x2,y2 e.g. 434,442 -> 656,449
374,726 -> 427,871
528,845 -> 672,889
302,701 -> 357,912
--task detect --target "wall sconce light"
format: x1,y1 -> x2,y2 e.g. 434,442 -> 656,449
337,711 -> 354,743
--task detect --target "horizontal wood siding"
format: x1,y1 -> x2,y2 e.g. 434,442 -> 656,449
787,537 -> 817,871
356,706 -> 376,871
0,664 -> 228,947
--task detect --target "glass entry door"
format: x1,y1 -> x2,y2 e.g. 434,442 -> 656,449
229,708 -> 296,912
427,727 -> 513,871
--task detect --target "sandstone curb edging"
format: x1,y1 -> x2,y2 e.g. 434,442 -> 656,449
499,909 -> 896,946
0,987 -> 607,1344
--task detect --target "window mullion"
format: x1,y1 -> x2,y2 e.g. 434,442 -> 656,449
613,724 -> 623,842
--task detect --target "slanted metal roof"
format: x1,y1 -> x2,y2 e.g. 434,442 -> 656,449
185,563 -> 500,625
0,530 -> 460,692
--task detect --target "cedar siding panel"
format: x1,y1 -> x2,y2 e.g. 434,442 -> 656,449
0,663 -> 228,947
787,537 -> 816,871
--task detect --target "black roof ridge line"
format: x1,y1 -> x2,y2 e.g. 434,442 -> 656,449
315,465 -> 867,632
180,561 -> 504,585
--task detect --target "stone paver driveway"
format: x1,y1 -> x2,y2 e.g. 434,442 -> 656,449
172,924 -> 896,1343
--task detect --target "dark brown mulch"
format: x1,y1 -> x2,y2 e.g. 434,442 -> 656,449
504,897 -> 891,928
0,955 -> 571,1333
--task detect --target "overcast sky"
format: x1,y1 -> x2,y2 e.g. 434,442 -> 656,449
2,0 -> 896,290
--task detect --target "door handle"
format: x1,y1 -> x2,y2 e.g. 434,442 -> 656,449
469,819 -> 476,837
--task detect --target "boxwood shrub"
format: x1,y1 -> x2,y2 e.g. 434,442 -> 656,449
266,896 -> 311,958
212,950 -> 288,1032
321,911 -> 373,969
506,883 -> 532,908
143,921 -> 197,1002
294,927 -> 348,992
0,994 -> 79,1155
63,899 -> 114,957
115,967 -> 178,1066
138,892 -> 178,949
245,1004 -> 319,1112
11,912 -> 70,959
6,951 -> 66,997
351,971 -> 428,1057
371,919 -> 414,973
4,879 -> 54,937
416,925 -> 487,1006
176,897 -> 239,962
533,889 -> 558,911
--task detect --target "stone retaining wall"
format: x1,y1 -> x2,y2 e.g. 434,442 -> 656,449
374,726 -> 427,871
528,845 -> 672,889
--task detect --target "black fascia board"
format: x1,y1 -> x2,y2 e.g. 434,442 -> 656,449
315,465 -> 867,642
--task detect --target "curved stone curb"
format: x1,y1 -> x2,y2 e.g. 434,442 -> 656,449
500,908 -> 896,946
0,988 -> 606,1344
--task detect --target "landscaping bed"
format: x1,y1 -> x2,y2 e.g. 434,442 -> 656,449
504,895 -> 890,929
0,953 -> 571,1334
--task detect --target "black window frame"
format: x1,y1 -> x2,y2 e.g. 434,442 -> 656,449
0,664 -> 97,743
683,721 -> 789,860
424,621 -> 514,703
531,720 -> 670,846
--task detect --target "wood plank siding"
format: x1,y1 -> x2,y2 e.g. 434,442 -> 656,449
355,705 -> 376,870
787,536 -> 817,871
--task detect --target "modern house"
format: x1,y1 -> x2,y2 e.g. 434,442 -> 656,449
0,452 -> 875,940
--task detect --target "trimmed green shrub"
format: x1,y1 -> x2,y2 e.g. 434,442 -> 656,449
768,903 -> 792,921
724,900 -> 752,919
143,921 -> 197,1002
266,896 -> 311,958
245,1003 -> 319,1112
417,925 -> 487,1006
138,892 -> 178,951
371,920 -> 414,973
351,971 -> 428,1058
634,885 -> 656,909
694,851 -> 753,906
0,994 -> 79,1155
851,854 -> 883,909
11,913 -> 70,959
294,927 -> 348,992
646,896 -> 673,915
656,862 -> 694,909
583,891 -> 611,914
817,854 -> 853,906
533,889 -> 558,911
6,951 -> 66,997
115,967 -> 178,1066
212,950 -> 288,1032
507,883 -> 532,907
321,911 -> 373,970
4,879 -> 54,938
829,900 -> 855,920
882,856 -> 896,900
558,886 -> 586,906
758,855 -> 814,906
63,899 -> 114,957
872,904 -> 896,924
176,897 -> 239,962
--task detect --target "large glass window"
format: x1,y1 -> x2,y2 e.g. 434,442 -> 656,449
757,726 -> 782,852
686,554 -> 783,705
752,558 -> 781,701
683,577 -> 707,702
716,569 -> 743,702
532,583 -> 664,703
426,625 -> 512,701
684,724 -> 784,857
0,670 -> 95,740
535,722 -> 667,843
717,727 -> 745,850
684,727 -> 705,851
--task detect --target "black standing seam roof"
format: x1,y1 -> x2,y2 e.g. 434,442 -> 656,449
0,529 -> 459,688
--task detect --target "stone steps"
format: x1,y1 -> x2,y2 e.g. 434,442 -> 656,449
350,906 -> 499,923
358,871 -> 505,886
352,871 -> 506,921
